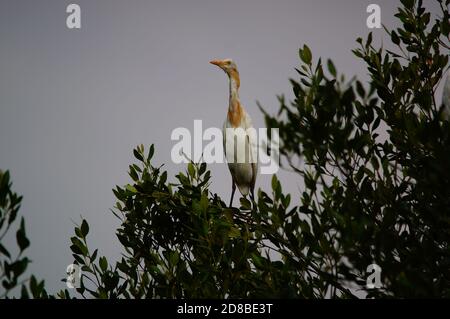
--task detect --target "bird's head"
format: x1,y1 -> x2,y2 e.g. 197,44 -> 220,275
210,58 -> 240,87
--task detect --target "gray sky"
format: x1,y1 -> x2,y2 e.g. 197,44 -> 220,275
0,0 -> 444,294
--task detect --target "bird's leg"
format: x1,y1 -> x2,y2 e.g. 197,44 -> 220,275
229,181 -> 236,207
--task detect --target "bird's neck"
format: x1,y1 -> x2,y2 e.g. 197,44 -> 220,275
227,71 -> 242,127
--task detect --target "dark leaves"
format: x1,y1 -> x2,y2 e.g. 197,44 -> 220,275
80,219 -> 89,238
299,45 -> 312,65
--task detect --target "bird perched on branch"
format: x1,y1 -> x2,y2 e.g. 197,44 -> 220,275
443,71 -> 450,117
210,58 -> 258,207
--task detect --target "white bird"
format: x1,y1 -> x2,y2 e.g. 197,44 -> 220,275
210,58 -> 258,207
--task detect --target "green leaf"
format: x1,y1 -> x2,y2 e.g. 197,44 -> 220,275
228,226 -> 241,238
356,81 -> 365,98
271,175 -> 278,191
366,32 -> 373,48
71,237 -> 88,256
90,249 -> 98,262
148,144 -> 155,162
160,171 -> 168,184
133,148 -> 143,161
74,227 -> 82,238
240,197 -> 251,210
125,184 -> 137,193
20,284 -> 29,298
372,117 -> 381,130
129,166 -> 139,182
199,162 -> 207,175
0,243 -> 10,258
70,244 -> 83,255
169,251 -> 179,266
251,253 -> 264,269
400,0 -> 414,9
199,193 -> 209,212
391,30 -> 400,45
30,275 -> 38,297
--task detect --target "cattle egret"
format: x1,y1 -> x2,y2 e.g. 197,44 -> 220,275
210,58 -> 258,207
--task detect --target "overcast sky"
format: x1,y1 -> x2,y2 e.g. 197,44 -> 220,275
0,0 -> 445,294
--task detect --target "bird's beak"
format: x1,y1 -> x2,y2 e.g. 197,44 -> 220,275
210,59 -> 223,67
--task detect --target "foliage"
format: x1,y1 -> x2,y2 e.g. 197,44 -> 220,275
61,0 -> 450,299
0,170 -> 46,298
260,0 -> 450,297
